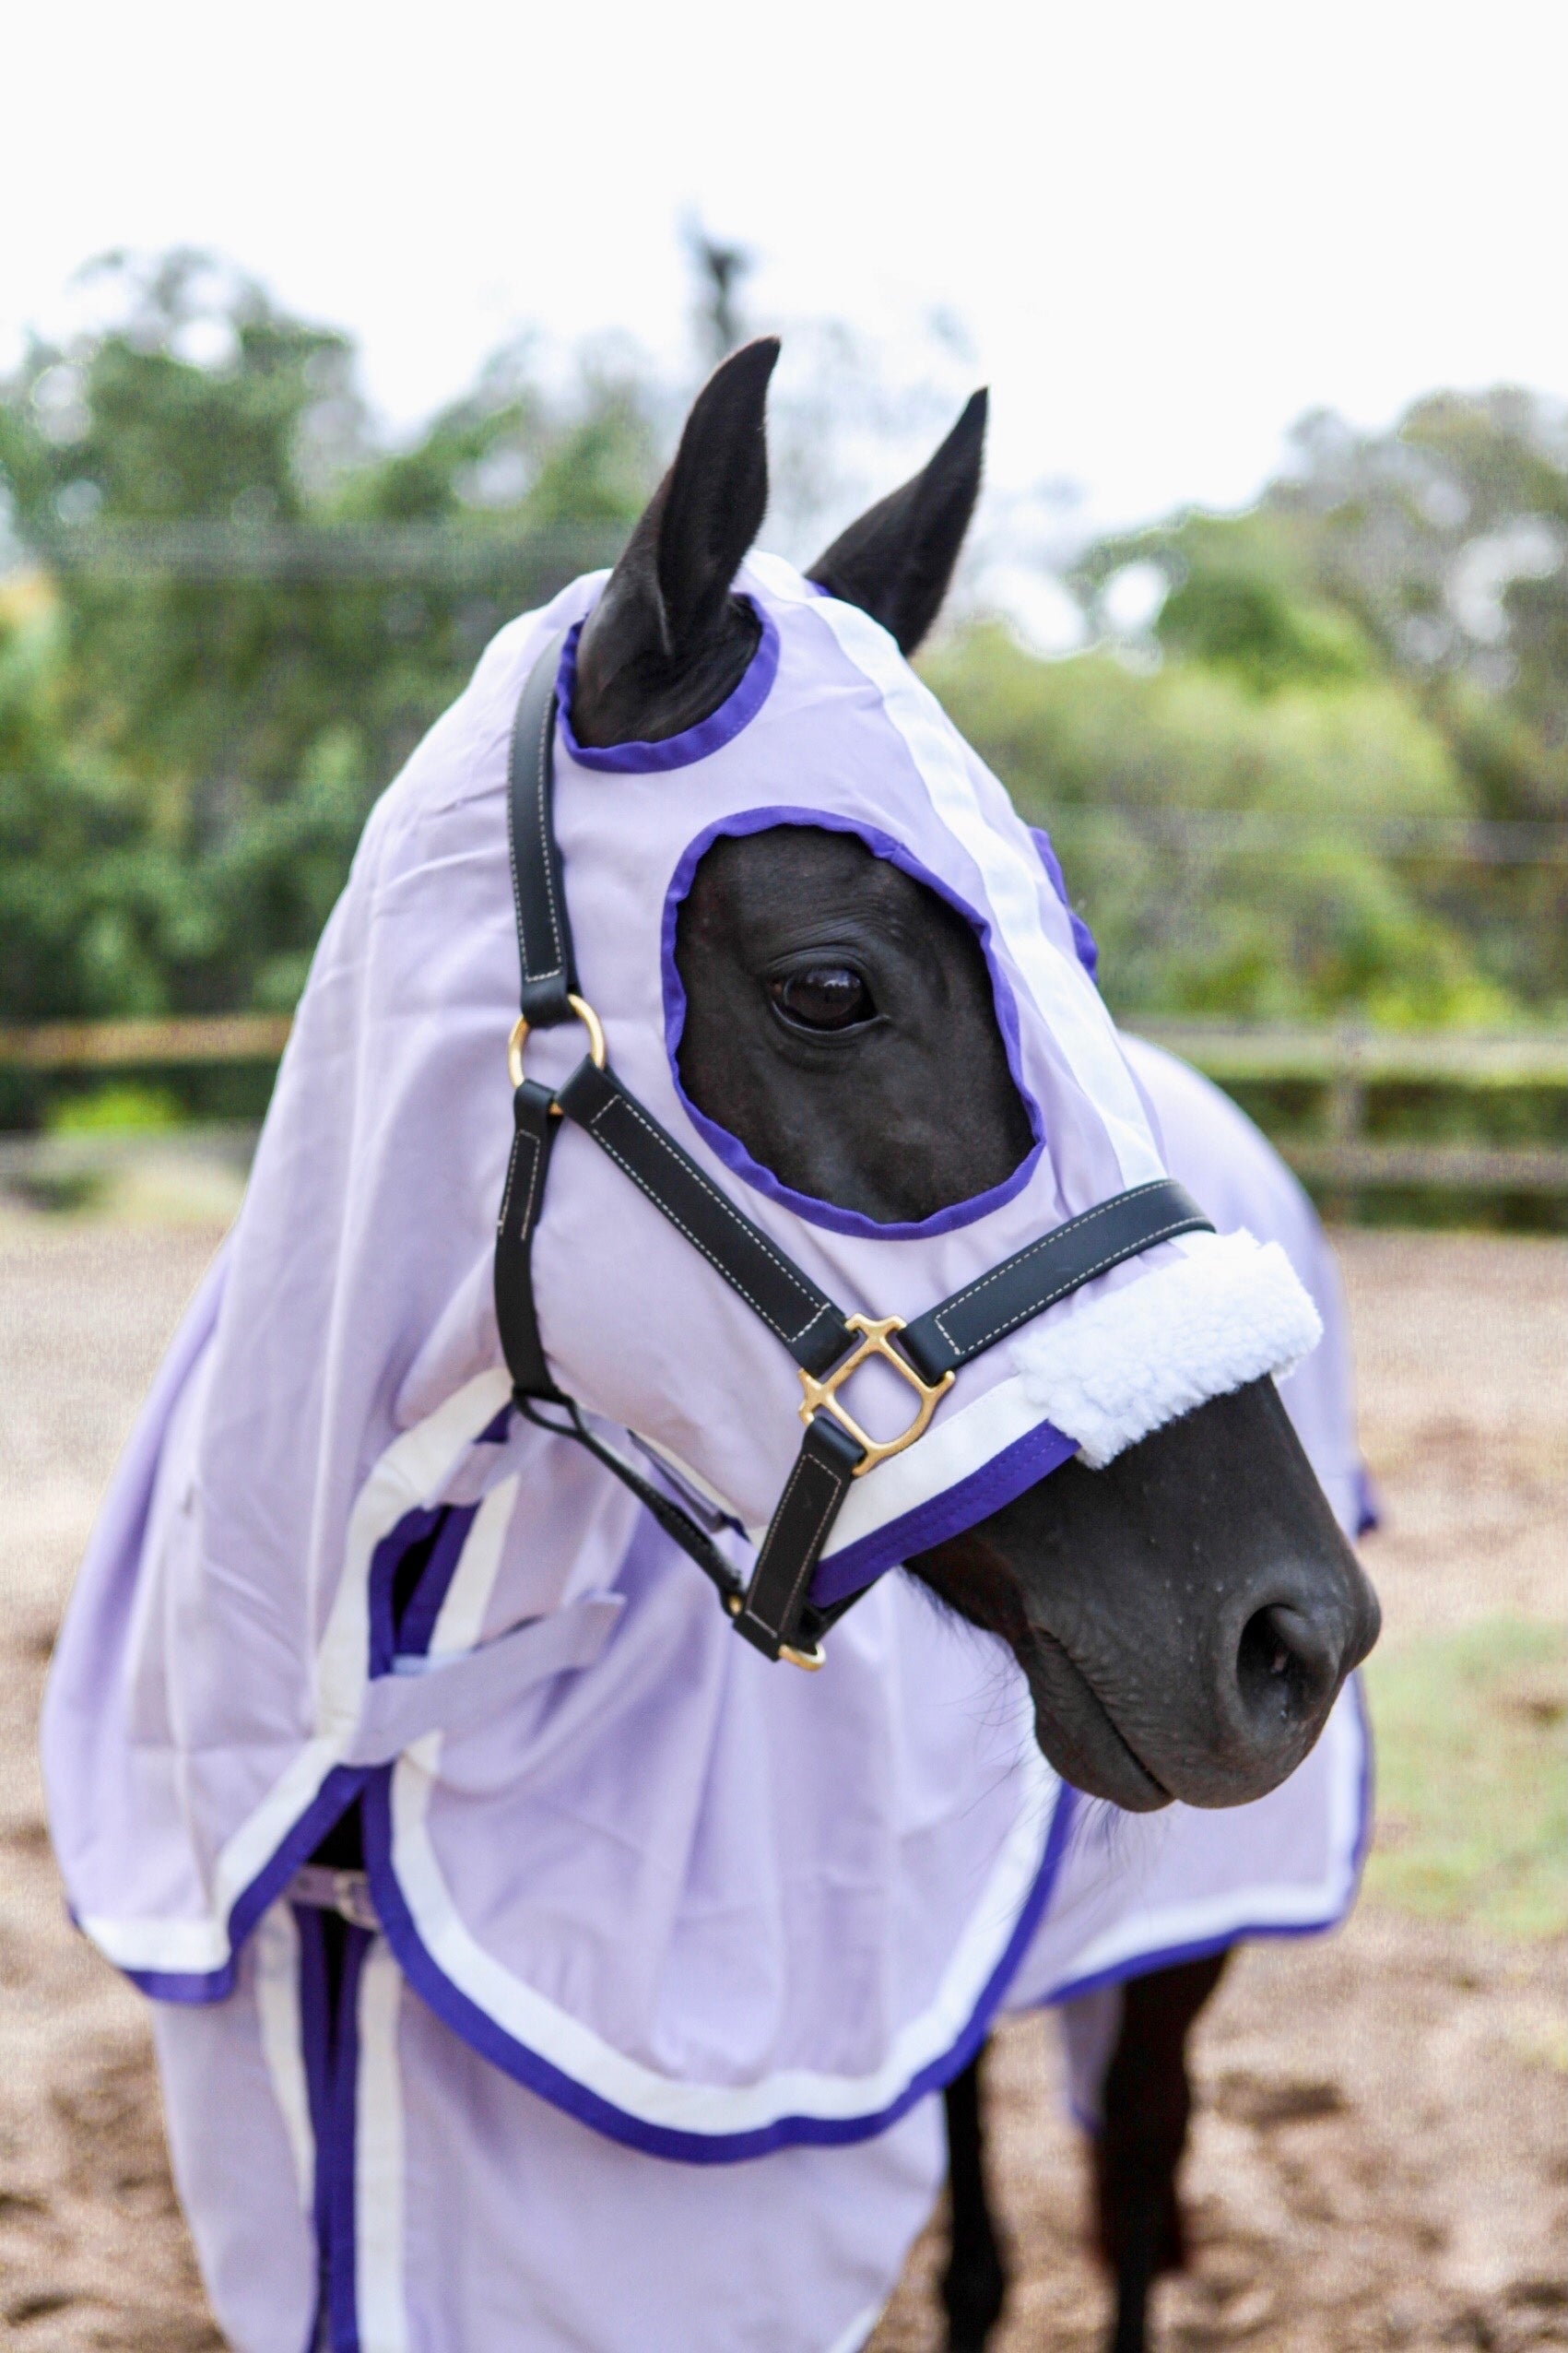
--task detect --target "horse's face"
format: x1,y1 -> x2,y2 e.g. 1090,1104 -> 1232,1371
674,823 -> 1376,1810
572,338 -> 1379,1814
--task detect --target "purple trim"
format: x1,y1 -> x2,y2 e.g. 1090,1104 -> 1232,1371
367,1506 -> 444,1678
103,1446 -> 539,2016
296,1905 -> 335,2350
360,1769 -> 1076,2165
119,1761 -> 370,2005
808,1413 -> 1078,1611
394,1504 -> 478,1661
325,1925 -> 370,2353
555,600 -> 780,773
661,806 -> 1046,1240
295,1900 -> 372,2353
1355,1464 -> 1382,1539
117,1478 -> 493,2005
1029,826 -> 1099,985
116,1495 -> 487,2009
1039,1675 -> 1374,2012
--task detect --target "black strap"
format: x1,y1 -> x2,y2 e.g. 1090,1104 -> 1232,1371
730,1414 -> 864,1661
899,1178 -> 1212,1383
516,1395 -> 748,1616
493,1078 -> 566,1401
506,631 -> 577,1027
556,1058 -> 849,1378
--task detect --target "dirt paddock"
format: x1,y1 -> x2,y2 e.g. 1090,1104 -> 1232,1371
0,1216 -> 1562,2350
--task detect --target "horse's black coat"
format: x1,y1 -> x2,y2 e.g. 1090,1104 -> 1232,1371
940,1955 -> 1229,2353
807,387 -> 988,656
569,339 -> 1381,2353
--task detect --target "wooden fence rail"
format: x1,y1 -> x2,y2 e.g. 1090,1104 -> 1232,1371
2,1014 -> 1564,1197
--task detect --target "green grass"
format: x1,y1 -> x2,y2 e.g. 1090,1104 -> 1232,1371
1362,1616 -> 1567,1937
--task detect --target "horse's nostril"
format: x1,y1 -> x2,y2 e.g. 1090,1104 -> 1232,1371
1235,1602 -> 1340,1732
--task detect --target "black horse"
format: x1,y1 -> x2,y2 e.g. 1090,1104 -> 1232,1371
317,336 -> 1380,2349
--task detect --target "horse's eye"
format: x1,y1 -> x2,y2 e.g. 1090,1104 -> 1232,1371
767,966 -> 875,1033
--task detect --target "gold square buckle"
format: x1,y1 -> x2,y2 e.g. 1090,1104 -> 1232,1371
798,1315 -> 955,1476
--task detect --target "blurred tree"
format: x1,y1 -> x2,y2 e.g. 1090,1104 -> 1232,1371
1051,390 -> 1567,1006
0,252 -> 655,1022
924,623 -> 1505,1024
1,250 -> 1561,1041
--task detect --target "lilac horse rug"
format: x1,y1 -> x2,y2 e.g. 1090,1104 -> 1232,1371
41,561 -> 1366,2352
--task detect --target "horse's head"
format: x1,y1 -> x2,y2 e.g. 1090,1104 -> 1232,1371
555,339 -> 1379,1815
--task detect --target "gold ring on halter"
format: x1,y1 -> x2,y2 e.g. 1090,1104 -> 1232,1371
507,996 -> 607,1094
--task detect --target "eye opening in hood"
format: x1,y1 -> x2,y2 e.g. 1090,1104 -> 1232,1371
660,805 -> 1048,1242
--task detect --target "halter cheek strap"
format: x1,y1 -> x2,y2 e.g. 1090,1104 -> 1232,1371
492,633 -> 1214,1664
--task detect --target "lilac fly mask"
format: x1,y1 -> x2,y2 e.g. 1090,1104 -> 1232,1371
42,551 -> 1323,2159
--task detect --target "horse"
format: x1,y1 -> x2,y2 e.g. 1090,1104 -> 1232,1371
41,338 -> 1379,2352
937,1031 -> 1377,2353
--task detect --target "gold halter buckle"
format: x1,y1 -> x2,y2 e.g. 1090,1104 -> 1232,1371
507,996 -> 607,1100
798,1314 -> 955,1476
724,1590 -> 826,1673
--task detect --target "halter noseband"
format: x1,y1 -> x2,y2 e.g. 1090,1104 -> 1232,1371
492,633 -> 1213,1666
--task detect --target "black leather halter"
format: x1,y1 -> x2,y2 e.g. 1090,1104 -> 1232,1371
492,633 -> 1213,1665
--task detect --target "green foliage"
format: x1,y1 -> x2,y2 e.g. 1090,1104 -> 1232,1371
1,254 -> 1562,1050
924,625 -> 1508,1023
0,254 -> 654,1033
934,387 -> 1567,1019
1361,1618 -> 1567,1938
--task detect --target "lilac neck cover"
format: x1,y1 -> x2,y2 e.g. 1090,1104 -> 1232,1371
41,555 -> 1322,2155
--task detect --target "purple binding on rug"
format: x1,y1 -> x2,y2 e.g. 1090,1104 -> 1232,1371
808,1413 -> 1078,1610
360,1768 -> 1077,2166
115,1502 -> 479,2005
295,1900 -> 371,2353
1039,1677 -> 1373,2012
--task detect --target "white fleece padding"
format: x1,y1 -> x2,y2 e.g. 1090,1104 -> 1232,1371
1009,1230 -> 1323,1468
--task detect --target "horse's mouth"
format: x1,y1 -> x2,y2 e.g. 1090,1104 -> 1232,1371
1020,1626 -> 1173,1814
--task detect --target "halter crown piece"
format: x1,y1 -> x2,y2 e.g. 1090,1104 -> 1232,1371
492,632 -> 1215,1667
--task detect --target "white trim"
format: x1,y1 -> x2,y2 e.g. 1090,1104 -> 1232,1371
355,1938 -> 409,2353
386,1734 -> 1060,2135
809,1358 -> 1061,1561
314,1370 -> 515,1733
751,552 -> 1165,1191
1011,1230 -> 1321,1467
253,1902 -> 313,2216
429,1475 -> 519,1658
825,2302 -> 887,2353
78,1374 -> 515,1980
1048,1694 -> 1365,1992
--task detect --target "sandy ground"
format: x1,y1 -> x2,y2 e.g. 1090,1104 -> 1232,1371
0,1217 -> 1562,2349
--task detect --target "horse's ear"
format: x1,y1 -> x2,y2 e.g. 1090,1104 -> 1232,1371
572,337 -> 779,745
807,389 -> 986,656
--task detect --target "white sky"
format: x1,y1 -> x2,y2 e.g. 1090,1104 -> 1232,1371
5,0 -> 1563,540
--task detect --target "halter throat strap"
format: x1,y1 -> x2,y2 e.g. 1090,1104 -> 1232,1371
492,630 -> 1213,1663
